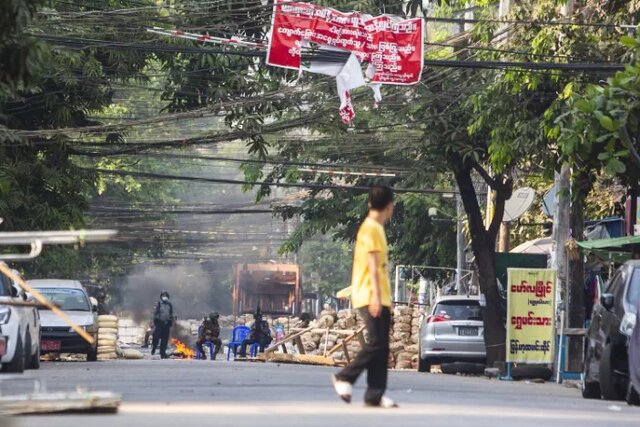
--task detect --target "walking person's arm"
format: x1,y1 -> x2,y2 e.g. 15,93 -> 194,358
368,251 -> 383,318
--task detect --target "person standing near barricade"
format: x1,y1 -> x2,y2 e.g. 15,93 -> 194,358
331,184 -> 397,408
151,290 -> 174,359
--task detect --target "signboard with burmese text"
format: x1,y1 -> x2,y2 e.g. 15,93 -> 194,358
506,268 -> 557,364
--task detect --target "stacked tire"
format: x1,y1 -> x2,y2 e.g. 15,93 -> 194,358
97,315 -> 118,361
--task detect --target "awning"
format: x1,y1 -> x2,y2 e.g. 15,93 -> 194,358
577,235 -> 640,251
577,235 -> 640,263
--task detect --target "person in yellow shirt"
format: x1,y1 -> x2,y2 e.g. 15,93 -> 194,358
332,184 -> 397,408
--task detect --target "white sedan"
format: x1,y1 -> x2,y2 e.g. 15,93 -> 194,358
0,266 -> 41,373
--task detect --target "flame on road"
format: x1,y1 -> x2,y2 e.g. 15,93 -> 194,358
171,337 -> 195,359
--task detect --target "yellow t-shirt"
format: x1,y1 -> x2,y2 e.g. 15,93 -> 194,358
350,217 -> 391,308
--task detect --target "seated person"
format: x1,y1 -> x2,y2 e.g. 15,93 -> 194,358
197,312 -> 222,360
296,312 -> 312,328
238,309 -> 272,357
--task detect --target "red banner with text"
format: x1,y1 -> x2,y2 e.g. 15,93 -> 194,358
266,0 -> 424,85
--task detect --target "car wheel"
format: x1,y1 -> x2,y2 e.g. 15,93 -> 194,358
29,340 -> 41,370
599,343 -> 625,400
23,333 -> 31,370
3,334 -> 25,373
627,383 -> 640,406
418,356 -> 431,373
582,338 -> 601,399
87,347 -> 98,362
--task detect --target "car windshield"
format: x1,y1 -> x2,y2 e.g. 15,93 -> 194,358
627,269 -> 640,313
433,300 -> 484,321
36,288 -> 90,311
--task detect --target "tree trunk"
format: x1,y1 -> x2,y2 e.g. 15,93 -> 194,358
567,169 -> 592,372
453,159 -> 507,366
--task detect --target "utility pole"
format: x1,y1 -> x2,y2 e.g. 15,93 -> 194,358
456,194 -> 465,291
553,165 -> 570,304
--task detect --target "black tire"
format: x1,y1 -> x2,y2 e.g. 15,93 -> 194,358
441,362 -> 486,375
23,333 -> 31,370
3,334 -> 25,373
627,383 -> 640,406
418,356 -> 431,373
87,347 -> 98,362
599,344 -> 625,400
582,380 -> 601,399
582,338 -> 601,399
29,339 -> 40,370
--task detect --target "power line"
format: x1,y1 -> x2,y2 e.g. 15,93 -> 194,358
87,167 -> 460,195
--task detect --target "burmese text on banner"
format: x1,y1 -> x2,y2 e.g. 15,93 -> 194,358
506,268 -> 557,364
266,0 -> 424,85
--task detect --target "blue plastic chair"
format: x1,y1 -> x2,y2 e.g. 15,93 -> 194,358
227,325 -> 251,360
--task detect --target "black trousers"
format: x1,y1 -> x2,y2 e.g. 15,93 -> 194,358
335,306 -> 391,405
238,337 -> 272,357
152,322 -> 171,358
197,337 -> 222,359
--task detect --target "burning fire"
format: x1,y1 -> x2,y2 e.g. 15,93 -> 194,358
171,337 -> 195,359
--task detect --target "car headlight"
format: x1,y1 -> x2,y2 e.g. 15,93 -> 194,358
620,312 -> 637,337
0,308 -> 11,325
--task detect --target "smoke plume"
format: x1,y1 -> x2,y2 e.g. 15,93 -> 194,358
117,262 -> 220,323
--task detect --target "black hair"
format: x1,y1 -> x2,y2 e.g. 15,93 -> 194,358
368,184 -> 394,210
160,290 -> 170,298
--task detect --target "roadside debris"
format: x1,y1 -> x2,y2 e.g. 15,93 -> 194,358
0,390 -> 121,415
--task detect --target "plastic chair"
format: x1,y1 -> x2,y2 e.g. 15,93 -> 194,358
196,341 -> 217,360
227,325 -> 251,360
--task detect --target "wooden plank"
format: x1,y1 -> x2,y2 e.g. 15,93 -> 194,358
264,353 -> 336,366
294,336 -> 306,355
264,326 -> 313,354
0,391 -> 121,415
326,326 -> 366,356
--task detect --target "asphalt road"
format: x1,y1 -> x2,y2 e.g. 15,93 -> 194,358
1,359 -> 640,427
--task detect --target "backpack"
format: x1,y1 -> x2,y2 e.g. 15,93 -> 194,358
156,302 -> 172,323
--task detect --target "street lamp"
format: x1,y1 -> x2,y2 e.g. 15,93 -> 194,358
428,197 -> 465,292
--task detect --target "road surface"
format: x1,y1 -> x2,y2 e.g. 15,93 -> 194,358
1,359 -> 639,427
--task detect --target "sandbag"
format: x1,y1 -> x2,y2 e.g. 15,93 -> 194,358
98,328 -> 118,335
97,353 -> 117,360
98,332 -> 117,340
122,349 -> 144,360
98,321 -> 118,329
98,339 -> 116,347
98,315 -> 118,322
98,346 -> 116,354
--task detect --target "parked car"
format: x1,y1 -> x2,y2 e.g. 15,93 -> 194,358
418,295 -> 486,372
583,260 -> 640,402
0,265 -> 41,373
28,280 -> 99,362
0,329 -> 5,358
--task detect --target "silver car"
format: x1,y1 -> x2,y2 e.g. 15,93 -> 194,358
418,295 -> 486,372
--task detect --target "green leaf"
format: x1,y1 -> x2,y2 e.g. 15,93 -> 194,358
574,99 -> 594,113
597,113 -> 616,132
605,158 -> 627,175
620,35 -> 638,49
598,152 -> 611,161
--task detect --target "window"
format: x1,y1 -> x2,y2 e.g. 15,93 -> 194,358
432,300 -> 484,321
627,269 -> 640,313
36,288 -> 90,311
0,272 -> 12,297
